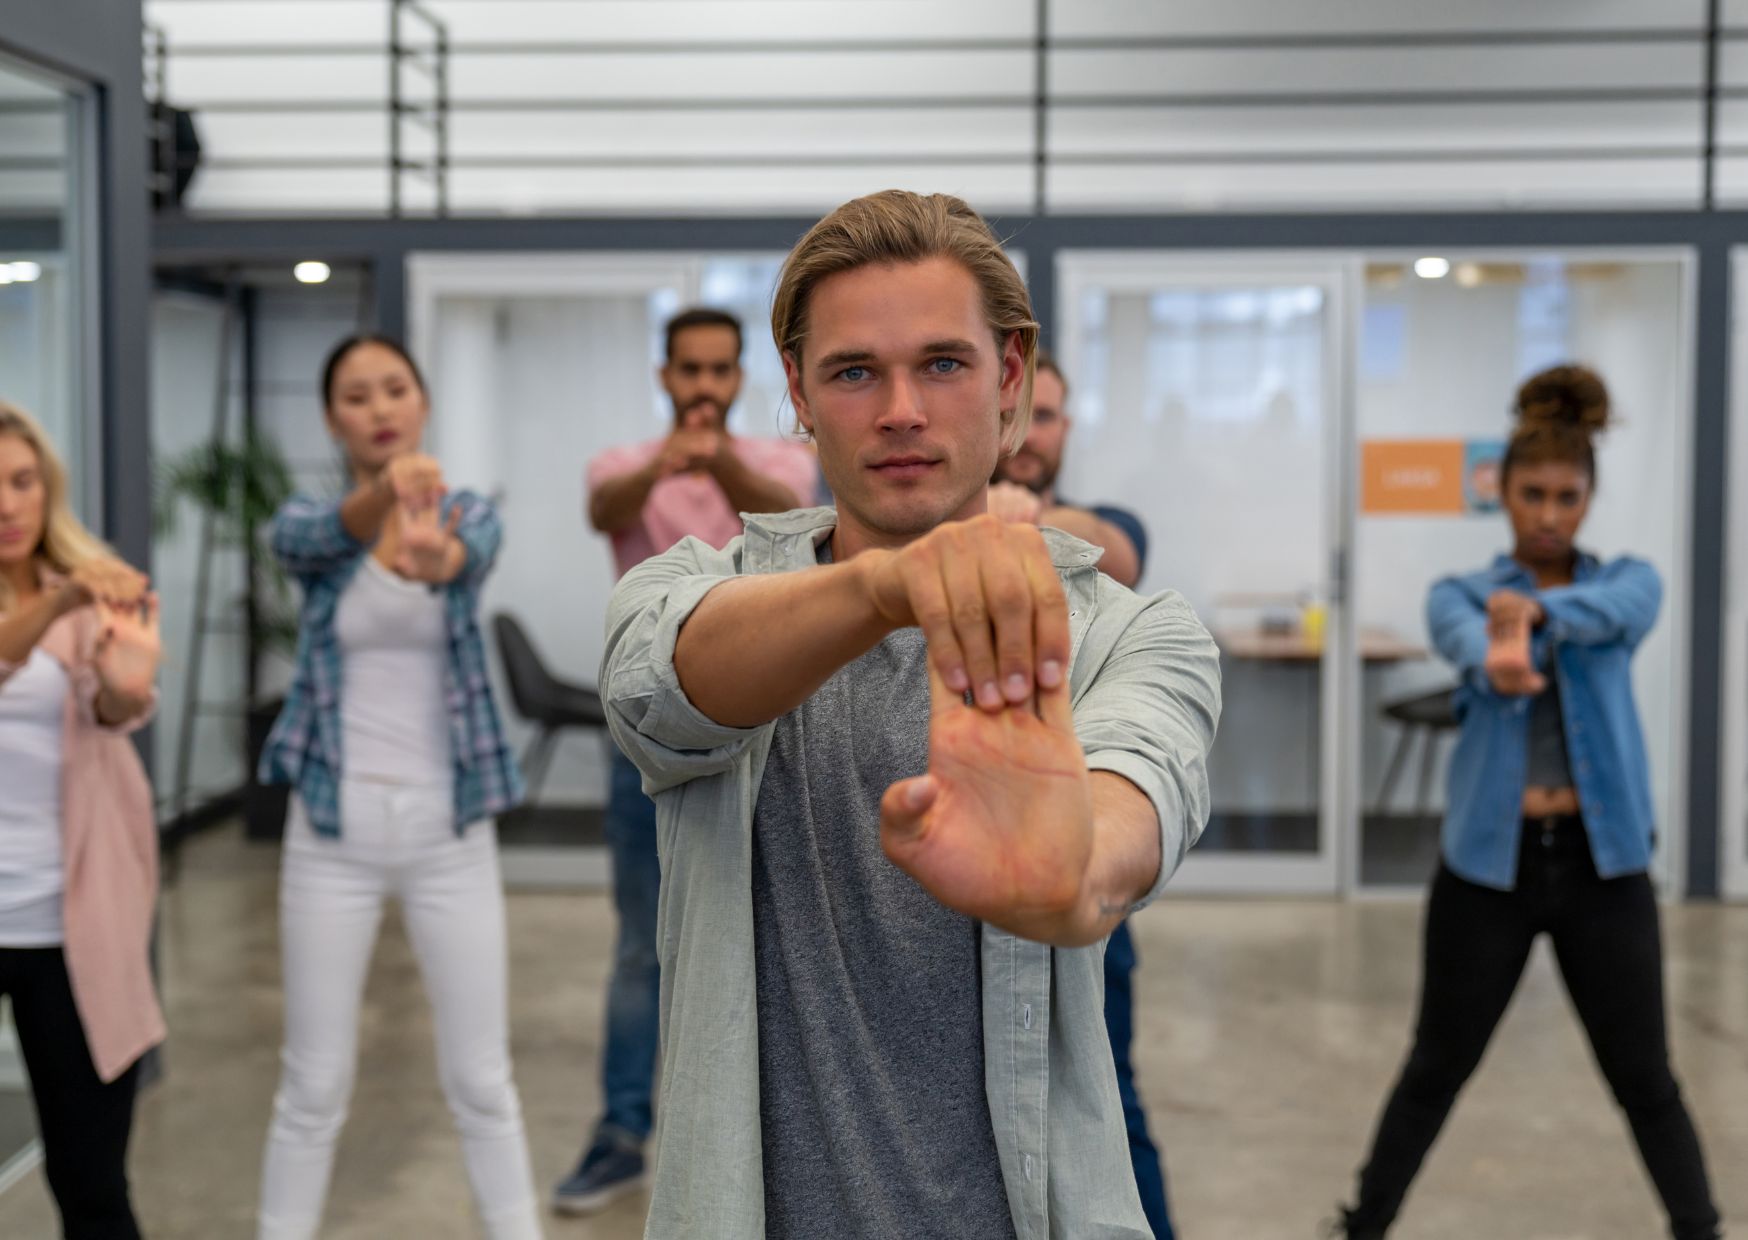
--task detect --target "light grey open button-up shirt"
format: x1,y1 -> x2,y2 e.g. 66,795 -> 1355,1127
600,507 -> 1222,1240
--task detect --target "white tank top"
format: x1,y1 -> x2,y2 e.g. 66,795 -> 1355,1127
334,555 -> 454,791
0,647 -> 69,946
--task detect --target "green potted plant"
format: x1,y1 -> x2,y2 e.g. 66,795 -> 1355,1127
154,432 -> 299,839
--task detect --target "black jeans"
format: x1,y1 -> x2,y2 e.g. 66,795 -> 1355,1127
1346,820 -> 1720,1240
0,947 -> 142,1240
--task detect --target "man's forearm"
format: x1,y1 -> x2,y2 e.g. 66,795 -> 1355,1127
1063,771 -> 1162,946
674,555 -> 894,727
711,451 -> 802,515
590,464 -> 661,532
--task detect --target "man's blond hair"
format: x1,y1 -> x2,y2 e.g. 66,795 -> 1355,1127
771,190 -> 1039,454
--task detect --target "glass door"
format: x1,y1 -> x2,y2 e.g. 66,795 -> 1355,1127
0,48 -> 96,1172
1355,250 -> 1694,895
1055,252 -> 1359,894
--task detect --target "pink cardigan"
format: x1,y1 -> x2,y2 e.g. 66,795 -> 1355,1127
0,597 -> 166,1082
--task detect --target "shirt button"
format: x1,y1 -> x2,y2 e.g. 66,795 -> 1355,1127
1021,1003 -> 1032,1030
1023,1154 -> 1034,1181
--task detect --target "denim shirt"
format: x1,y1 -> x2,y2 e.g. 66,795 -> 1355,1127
600,507 -> 1221,1240
1429,552 -> 1661,891
258,490 -> 525,837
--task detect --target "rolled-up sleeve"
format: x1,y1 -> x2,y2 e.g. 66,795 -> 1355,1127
451,493 -> 503,592
269,496 -> 362,581
600,535 -> 767,794
1072,585 -> 1222,909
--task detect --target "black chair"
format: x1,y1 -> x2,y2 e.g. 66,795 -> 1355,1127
492,613 -> 610,802
1373,686 -> 1461,817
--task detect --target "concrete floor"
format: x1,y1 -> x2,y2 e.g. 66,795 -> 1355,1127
1,826 -> 1745,1239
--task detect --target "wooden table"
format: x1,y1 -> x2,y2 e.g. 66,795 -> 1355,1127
1215,627 -> 1428,664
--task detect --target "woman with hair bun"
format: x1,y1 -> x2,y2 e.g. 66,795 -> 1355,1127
1332,366 -> 1721,1239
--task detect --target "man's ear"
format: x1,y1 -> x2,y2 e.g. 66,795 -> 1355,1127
783,351 -> 814,437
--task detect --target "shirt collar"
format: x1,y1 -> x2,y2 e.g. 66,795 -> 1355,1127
740,506 -> 1104,573
1488,548 -> 1601,584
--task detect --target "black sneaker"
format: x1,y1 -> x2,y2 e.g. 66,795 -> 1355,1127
551,1137 -> 648,1216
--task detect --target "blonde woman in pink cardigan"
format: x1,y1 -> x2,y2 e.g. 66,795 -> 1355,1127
0,401 -> 164,1240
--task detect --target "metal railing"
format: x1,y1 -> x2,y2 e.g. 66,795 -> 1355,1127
125,2 -> 1748,216
388,0 -> 451,216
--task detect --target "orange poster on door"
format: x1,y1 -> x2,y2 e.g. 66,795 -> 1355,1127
1362,440 -> 1466,514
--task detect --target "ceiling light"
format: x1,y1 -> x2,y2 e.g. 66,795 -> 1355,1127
7,261 -> 41,283
293,261 -> 331,285
1454,262 -> 1483,288
0,269 -> 12,286
1413,256 -> 1451,280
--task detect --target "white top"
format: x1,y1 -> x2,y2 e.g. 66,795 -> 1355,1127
0,648 -> 69,946
335,555 -> 454,791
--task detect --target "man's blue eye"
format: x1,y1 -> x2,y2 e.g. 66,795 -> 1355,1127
840,366 -> 868,382
929,358 -> 961,374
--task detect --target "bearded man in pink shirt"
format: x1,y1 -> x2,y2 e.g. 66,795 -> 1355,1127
554,307 -> 817,1215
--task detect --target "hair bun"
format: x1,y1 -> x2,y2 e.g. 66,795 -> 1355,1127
1514,364 -> 1611,434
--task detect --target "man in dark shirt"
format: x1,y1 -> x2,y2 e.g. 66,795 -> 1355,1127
991,351 -> 1173,1240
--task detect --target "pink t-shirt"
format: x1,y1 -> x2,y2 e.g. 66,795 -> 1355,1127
587,436 -> 820,578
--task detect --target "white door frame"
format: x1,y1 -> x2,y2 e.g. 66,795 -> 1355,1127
1723,251 -> 1748,900
1055,250 -> 1362,896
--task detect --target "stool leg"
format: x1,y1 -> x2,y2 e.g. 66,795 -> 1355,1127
522,729 -> 557,801
1374,725 -> 1414,814
1414,728 -> 1441,821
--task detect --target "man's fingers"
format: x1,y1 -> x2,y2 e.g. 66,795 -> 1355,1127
879,775 -> 938,844
1019,530 -> 1071,694
908,561 -> 969,698
980,534 -> 1036,707
940,538 -> 1002,710
926,657 -> 968,720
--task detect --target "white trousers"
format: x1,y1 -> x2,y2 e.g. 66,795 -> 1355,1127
258,782 -> 542,1240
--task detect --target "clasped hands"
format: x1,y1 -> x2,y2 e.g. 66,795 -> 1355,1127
56,560 -> 160,710
1484,589 -> 1548,696
379,454 -> 464,584
858,514 -> 1103,944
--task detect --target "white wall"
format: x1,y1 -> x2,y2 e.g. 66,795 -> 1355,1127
141,0 -> 1729,215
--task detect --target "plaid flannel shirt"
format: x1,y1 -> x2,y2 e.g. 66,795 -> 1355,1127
257,489 -> 525,837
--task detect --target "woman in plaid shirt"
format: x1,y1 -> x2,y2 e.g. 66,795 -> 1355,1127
254,335 -> 539,1240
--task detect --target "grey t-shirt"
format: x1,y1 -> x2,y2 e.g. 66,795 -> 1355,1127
1526,664 -> 1574,790
750,619 -> 1017,1240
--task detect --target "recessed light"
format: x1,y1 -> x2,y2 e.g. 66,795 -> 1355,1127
293,261 -> 332,285
1413,256 -> 1451,280
7,262 -> 41,283
1454,262 -> 1483,288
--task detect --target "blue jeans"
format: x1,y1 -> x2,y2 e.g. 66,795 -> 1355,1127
1106,920 -> 1174,1240
593,748 -> 662,1146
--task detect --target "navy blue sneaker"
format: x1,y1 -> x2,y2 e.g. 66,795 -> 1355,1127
552,1136 -> 648,1215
